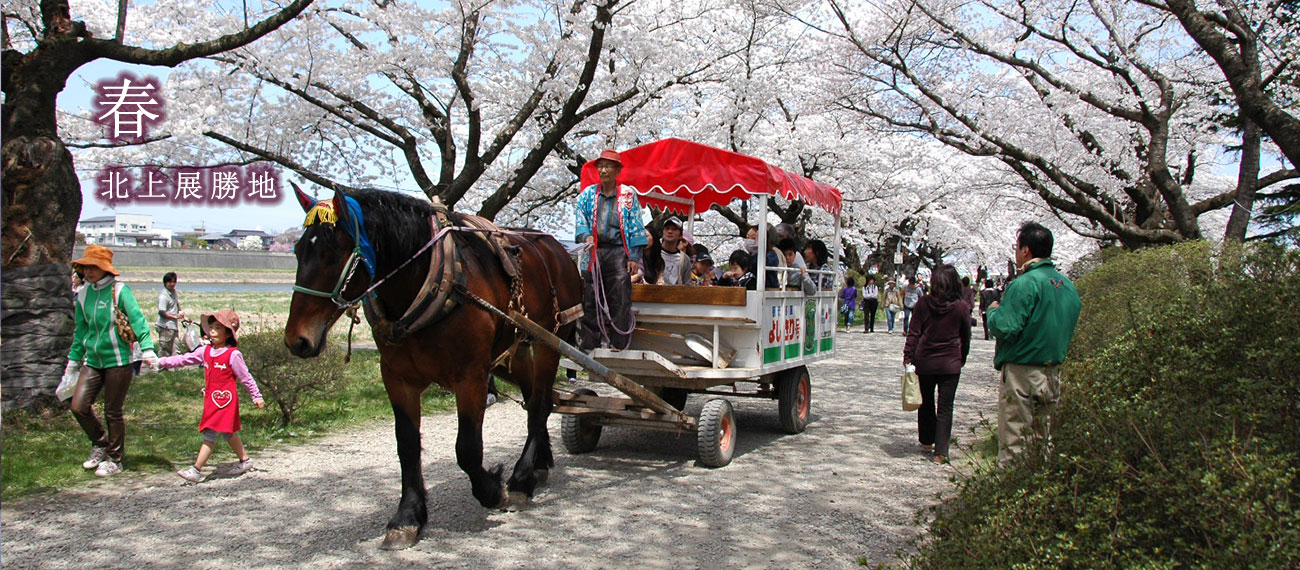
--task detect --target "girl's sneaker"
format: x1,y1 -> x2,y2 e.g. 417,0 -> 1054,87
177,466 -> 204,483
94,460 -> 122,477
232,458 -> 253,475
82,447 -> 108,469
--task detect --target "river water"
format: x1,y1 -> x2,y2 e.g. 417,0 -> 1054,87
123,281 -> 292,294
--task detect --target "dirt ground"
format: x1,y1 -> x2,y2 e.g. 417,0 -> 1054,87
0,327 -> 999,569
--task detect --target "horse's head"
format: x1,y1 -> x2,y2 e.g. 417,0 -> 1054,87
285,183 -> 371,357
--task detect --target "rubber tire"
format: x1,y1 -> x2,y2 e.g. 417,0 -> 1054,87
778,366 -> 811,434
561,388 -> 602,454
660,387 -> 689,411
697,398 -> 736,468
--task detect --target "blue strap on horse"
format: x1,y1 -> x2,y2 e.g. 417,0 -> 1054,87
340,195 -> 378,278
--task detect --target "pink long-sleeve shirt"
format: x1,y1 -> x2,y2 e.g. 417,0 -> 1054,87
158,345 -> 263,401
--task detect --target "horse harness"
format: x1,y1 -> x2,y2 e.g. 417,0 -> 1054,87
295,197 -> 582,367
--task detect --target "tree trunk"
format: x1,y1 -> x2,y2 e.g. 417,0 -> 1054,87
2,42 -> 88,408
0,135 -> 83,410
1225,119 -> 1261,242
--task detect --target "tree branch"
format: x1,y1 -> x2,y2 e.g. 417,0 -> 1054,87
85,0 -> 313,67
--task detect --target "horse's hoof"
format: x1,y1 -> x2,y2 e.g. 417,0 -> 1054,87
501,491 -> 531,512
494,484 -> 510,510
380,527 -> 419,550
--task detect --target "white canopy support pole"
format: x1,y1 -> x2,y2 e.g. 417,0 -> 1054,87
756,196 -> 768,292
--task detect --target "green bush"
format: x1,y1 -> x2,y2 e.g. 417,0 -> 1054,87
238,330 -> 347,426
909,241 -> 1300,568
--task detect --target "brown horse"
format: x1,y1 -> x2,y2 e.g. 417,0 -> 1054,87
283,186 -> 582,549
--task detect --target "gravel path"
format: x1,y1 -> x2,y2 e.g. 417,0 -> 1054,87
1,328 -> 998,569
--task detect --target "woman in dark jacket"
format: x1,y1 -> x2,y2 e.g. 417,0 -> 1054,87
902,264 -> 972,464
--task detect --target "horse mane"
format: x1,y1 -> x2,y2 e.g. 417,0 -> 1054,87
345,188 -> 496,275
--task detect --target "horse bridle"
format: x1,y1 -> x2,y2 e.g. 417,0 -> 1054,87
291,211 -> 371,309
293,210 -> 463,311
293,200 -> 574,343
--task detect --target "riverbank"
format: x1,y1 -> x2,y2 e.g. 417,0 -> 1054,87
116,266 -> 295,285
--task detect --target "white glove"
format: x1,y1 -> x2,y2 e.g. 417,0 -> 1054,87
64,359 -> 82,376
141,349 -> 159,370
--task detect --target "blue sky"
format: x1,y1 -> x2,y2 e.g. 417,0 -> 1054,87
65,60 -> 310,235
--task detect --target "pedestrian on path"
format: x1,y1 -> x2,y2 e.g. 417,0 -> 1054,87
902,278 -> 923,333
883,280 -> 904,333
861,276 -> 879,333
978,278 -> 1001,340
903,265 -> 972,464
157,310 -> 266,483
840,277 -> 858,329
66,245 -> 158,478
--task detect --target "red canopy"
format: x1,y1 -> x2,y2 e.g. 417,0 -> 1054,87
579,138 -> 842,215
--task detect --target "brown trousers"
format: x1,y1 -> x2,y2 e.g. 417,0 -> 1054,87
70,365 -> 134,463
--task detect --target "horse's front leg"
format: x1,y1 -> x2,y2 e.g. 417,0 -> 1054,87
455,376 -> 505,509
380,375 -> 428,550
505,351 -> 558,503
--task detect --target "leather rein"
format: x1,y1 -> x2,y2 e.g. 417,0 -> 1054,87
292,204 -> 568,344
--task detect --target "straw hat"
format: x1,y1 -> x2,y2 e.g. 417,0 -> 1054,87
202,309 -> 242,341
596,149 -> 622,166
70,245 -> 120,276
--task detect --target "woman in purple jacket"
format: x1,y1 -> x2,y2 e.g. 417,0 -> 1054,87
903,264 -> 972,464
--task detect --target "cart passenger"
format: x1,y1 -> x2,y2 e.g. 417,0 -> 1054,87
803,239 -> 835,290
575,149 -> 647,351
690,249 -> 718,286
761,223 -> 784,290
718,250 -> 757,290
643,217 -> 693,285
779,238 -> 816,294
776,222 -> 807,273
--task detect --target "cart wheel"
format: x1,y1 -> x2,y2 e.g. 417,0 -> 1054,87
561,388 -> 602,454
660,388 -> 689,411
778,366 -> 811,434
697,398 -> 736,468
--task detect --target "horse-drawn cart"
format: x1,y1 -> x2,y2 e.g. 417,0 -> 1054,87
550,139 -> 844,467
284,138 -> 842,547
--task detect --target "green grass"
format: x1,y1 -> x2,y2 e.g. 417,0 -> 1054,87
117,265 -> 295,275
0,348 -> 456,502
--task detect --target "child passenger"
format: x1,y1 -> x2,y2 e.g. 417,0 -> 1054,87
156,310 -> 265,483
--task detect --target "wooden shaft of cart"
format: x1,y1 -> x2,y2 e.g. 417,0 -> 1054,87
504,310 -> 695,429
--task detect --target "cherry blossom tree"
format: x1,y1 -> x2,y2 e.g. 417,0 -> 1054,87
69,0 -> 742,224
1156,0 -> 1300,168
805,0 -> 1296,249
1,0 -> 310,408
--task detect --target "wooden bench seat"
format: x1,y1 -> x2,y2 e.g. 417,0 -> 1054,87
630,284 -> 746,306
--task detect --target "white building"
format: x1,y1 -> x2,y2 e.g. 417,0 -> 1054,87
77,213 -> 173,247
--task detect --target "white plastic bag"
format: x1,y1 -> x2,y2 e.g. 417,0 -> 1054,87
56,367 -> 81,402
183,322 -> 203,351
901,365 -> 922,412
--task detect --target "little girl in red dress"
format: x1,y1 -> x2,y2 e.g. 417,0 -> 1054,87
157,309 -> 265,483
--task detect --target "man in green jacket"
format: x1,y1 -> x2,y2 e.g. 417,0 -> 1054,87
986,222 -> 1081,465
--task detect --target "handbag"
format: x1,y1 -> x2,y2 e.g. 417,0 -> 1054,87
111,283 -> 138,344
901,365 -> 922,411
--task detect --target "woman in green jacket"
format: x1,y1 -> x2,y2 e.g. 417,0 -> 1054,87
65,245 -> 157,477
